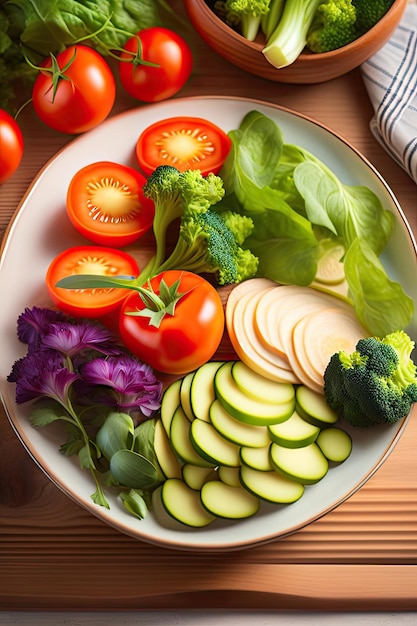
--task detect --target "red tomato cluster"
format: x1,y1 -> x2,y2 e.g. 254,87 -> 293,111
0,27 -> 193,184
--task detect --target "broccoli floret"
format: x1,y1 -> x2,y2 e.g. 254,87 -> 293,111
324,330 -> 417,427
156,208 -> 259,285
213,1 -> 243,29
353,0 -> 395,37
306,0 -> 357,53
141,165 -> 225,284
262,0 -> 323,68
225,0 -> 271,41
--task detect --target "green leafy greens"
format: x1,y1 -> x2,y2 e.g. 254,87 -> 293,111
0,0 -> 178,111
218,110 -> 414,337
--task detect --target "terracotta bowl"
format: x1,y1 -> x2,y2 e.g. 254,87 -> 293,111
183,0 -> 408,84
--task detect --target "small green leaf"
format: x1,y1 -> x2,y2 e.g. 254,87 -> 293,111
134,418 -> 165,482
30,405 -> 69,427
60,438 -> 84,456
78,443 -> 96,470
110,449 -> 158,489
120,489 -> 149,519
91,486 -> 110,509
56,274 -> 138,290
96,412 -> 135,461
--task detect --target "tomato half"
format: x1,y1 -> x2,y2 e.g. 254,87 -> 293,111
135,116 -> 232,177
0,109 -> 24,184
46,246 -> 139,318
32,45 -> 116,134
119,270 -> 225,375
118,27 -> 193,103
66,161 -> 155,247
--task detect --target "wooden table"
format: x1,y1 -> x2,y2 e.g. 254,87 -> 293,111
1,1 -> 417,612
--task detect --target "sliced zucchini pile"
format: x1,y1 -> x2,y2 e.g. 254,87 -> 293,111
152,360 -> 352,528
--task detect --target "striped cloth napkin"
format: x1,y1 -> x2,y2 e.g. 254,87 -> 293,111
361,3 -> 417,184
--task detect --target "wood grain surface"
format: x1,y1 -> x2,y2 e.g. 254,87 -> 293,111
1,0 -> 417,612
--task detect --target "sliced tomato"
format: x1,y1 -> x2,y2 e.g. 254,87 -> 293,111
66,161 -> 155,247
46,246 -> 139,318
135,116 -> 232,177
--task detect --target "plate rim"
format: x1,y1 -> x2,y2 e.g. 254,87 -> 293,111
1,95 -> 415,552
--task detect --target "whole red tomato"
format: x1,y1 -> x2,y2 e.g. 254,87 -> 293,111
118,27 -> 193,102
0,110 -> 24,184
32,45 -> 116,134
119,270 -> 225,375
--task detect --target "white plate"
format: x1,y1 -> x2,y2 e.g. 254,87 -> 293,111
1,96 -> 416,552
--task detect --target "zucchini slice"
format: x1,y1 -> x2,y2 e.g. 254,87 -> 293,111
153,418 -> 182,479
190,418 -> 241,467
267,410 -> 320,448
160,478 -> 216,528
239,444 -> 273,472
160,378 -> 181,435
239,465 -> 304,504
169,406 -> 215,468
200,480 -> 260,519
182,464 -> 218,490
316,427 -> 352,463
217,465 -> 241,487
214,362 -> 295,426
180,371 -> 195,421
270,442 -> 328,485
209,399 -> 270,448
190,361 -> 224,422
295,385 -> 338,428
231,360 -> 294,405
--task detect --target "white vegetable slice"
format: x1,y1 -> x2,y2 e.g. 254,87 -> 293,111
226,279 -> 298,384
182,464 -> 218,490
270,442 -> 329,485
153,418 -> 182,479
316,427 -> 353,463
239,465 -> 304,504
169,406 -> 215,468
200,480 -> 260,519
161,478 -> 216,527
231,360 -> 295,405
239,444 -> 273,472
267,410 -> 320,449
214,362 -> 295,426
296,385 -> 339,428
190,361 -> 224,422
190,418 -> 241,467
291,306 -> 368,389
180,371 -> 195,421
209,398 -> 270,448
160,378 -> 181,435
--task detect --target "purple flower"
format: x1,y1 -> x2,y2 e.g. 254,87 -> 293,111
8,351 -> 79,405
17,306 -> 68,352
41,320 -> 122,359
80,355 -> 163,417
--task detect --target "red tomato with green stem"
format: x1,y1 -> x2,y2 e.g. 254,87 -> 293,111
119,270 -> 225,375
32,45 -> 116,134
66,161 -> 155,247
0,109 -> 24,184
135,116 -> 232,177
118,27 -> 193,103
46,246 -> 139,318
